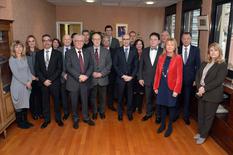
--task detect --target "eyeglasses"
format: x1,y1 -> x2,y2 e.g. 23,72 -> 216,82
42,39 -> 51,42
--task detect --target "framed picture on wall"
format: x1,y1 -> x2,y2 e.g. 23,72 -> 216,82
116,23 -> 128,41
197,15 -> 209,30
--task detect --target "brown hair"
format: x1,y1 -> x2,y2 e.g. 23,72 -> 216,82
206,42 -> 225,64
25,35 -> 39,55
11,40 -> 26,58
162,38 -> 178,56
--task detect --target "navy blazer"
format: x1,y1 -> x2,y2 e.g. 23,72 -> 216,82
113,46 -> 139,82
178,45 -> 201,86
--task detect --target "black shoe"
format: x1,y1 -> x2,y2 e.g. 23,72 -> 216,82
73,121 -> 79,129
83,119 -> 95,126
118,115 -> 123,121
157,125 -> 165,133
164,127 -> 173,137
108,105 -> 116,111
56,120 -> 64,127
138,109 -> 142,114
183,118 -> 190,125
24,121 -> 34,127
173,115 -> 179,122
32,115 -> 39,120
92,113 -> 97,120
155,116 -> 161,124
41,121 -> 50,129
141,115 -> 152,121
127,114 -> 133,121
63,114 -> 69,120
100,113 -> 105,119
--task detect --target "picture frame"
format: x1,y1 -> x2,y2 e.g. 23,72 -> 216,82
116,23 -> 128,41
197,15 -> 209,31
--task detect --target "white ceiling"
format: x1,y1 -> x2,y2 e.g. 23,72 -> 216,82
47,0 -> 180,8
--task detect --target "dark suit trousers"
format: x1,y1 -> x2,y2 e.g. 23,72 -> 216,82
178,85 -> 193,119
117,80 -> 133,116
145,85 -> 159,116
61,82 -> 69,115
41,85 -> 61,122
29,80 -> 42,116
90,85 -> 107,114
70,83 -> 89,122
198,99 -> 219,138
107,72 -> 117,106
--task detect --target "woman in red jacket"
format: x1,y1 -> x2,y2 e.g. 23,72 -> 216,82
153,38 -> 183,137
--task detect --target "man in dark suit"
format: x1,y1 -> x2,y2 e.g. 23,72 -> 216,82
35,34 -> 64,128
113,34 -> 139,121
175,32 -> 201,125
102,35 -> 117,111
66,34 -> 95,129
129,31 -> 137,46
87,33 -> 112,120
104,25 -> 120,50
139,32 -> 163,123
57,34 -> 72,120
82,30 -> 93,49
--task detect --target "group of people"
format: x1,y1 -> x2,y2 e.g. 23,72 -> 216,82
9,25 -> 227,144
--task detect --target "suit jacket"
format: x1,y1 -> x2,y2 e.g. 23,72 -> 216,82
57,46 -> 72,83
65,48 -> 93,91
113,46 -> 139,82
110,37 -> 120,49
87,46 -> 112,87
178,45 -> 200,86
195,62 -> 227,103
138,47 -> 163,86
153,54 -> 183,94
35,49 -> 62,87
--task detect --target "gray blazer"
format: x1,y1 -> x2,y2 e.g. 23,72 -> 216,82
110,37 -> 120,49
195,62 -> 228,103
65,48 -> 93,91
87,46 -> 112,87
26,52 -> 36,76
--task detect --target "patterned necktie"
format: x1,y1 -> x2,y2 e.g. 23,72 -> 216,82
124,47 -> 129,62
45,50 -> 49,70
95,48 -> 99,65
78,51 -> 84,73
184,47 -> 188,64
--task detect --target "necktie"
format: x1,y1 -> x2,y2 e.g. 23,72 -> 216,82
78,51 -> 84,73
184,47 -> 188,64
45,50 -> 49,70
124,47 -> 129,62
95,48 -> 99,65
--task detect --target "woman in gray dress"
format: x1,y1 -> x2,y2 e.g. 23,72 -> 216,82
9,40 -> 33,129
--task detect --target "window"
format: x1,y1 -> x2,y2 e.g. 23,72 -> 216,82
165,14 -> 176,38
183,9 -> 201,46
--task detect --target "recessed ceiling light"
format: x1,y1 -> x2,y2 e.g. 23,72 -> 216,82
86,0 -> 95,3
145,1 -> 154,5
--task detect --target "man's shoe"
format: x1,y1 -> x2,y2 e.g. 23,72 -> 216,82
118,115 -> 123,121
41,121 -> 50,129
155,116 -> 161,124
83,119 -> 95,126
108,105 -> 116,111
183,118 -> 191,125
173,115 -> 179,122
92,113 -> 97,120
141,115 -> 152,121
56,120 -> 64,127
63,114 -> 69,120
73,121 -> 79,129
128,114 -> 133,121
100,113 -> 105,119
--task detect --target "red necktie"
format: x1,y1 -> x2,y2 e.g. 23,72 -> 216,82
78,51 -> 84,73
95,48 -> 99,65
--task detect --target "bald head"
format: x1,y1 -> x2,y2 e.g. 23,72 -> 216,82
122,34 -> 130,47
62,34 -> 71,47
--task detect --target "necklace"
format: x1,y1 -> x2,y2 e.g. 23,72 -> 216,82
162,69 -> 168,77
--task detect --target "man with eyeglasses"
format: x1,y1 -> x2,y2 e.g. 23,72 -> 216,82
35,34 -> 64,128
113,34 -> 138,121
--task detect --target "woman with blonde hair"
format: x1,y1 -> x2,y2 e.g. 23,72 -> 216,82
153,38 -> 183,137
9,40 -> 33,129
195,42 -> 227,144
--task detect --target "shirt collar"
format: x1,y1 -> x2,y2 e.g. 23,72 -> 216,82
44,47 -> 52,52
183,44 -> 190,51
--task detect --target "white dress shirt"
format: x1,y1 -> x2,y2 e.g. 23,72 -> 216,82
149,46 -> 158,65
44,47 -> 52,62
75,48 -> 84,62
182,45 -> 191,63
